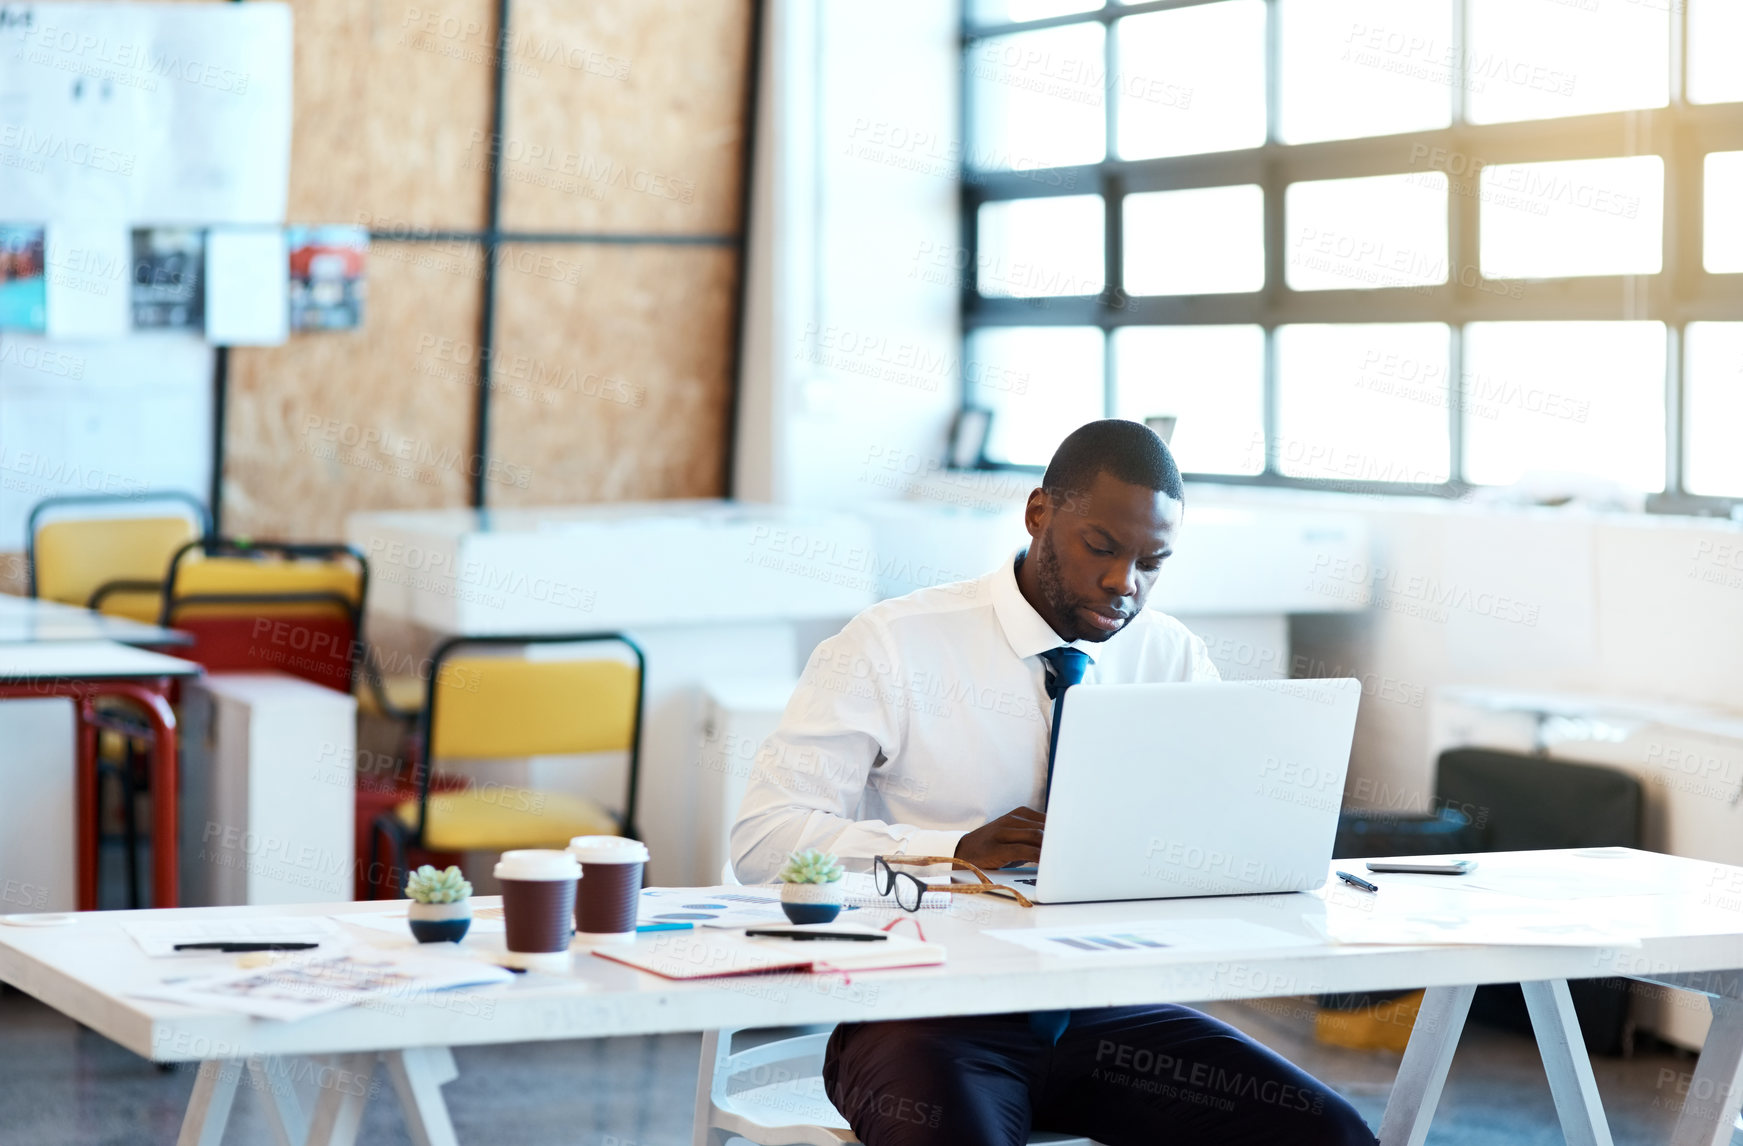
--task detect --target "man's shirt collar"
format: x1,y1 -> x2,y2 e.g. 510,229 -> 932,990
991,548 -> 1106,661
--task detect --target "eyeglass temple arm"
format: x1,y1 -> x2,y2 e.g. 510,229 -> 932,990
881,855 -> 994,880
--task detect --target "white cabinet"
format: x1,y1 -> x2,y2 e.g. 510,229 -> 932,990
0,699 -> 76,912
179,673 -> 356,906
697,678 -> 799,883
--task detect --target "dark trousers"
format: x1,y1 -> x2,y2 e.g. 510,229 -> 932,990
822,1007 -> 1377,1146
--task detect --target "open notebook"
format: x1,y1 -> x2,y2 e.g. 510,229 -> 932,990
592,922 -> 945,980
836,870 -> 960,910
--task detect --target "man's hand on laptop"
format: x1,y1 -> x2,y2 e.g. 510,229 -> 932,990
955,806 -> 1045,870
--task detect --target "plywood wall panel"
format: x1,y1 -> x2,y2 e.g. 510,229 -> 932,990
498,0 -> 751,235
286,0 -> 496,229
486,243 -> 736,506
112,0 -> 751,543
223,241 -> 484,539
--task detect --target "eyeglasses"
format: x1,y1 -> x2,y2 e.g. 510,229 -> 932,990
872,855 -> 1035,912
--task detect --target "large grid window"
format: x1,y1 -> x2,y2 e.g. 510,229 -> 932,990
960,0 -> 1743,512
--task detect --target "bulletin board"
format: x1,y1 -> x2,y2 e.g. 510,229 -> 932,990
0,1 -> 291,550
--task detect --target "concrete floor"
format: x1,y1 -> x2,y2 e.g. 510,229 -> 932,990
0,985 -> 1724,1146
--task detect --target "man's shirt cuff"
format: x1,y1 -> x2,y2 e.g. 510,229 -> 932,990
896,827 -> 968,861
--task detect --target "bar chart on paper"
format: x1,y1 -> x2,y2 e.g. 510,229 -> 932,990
985,919 -> 1317,959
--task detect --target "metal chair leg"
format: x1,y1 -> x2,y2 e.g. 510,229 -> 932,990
367,817 -> 388,901
119,738 -> 142,910
368,815 -> 410,900
387,822 -> 409,896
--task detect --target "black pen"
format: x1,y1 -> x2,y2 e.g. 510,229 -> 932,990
743,929 -> 887,942
173,942 -> 322,952
1335,871 -> 1379,893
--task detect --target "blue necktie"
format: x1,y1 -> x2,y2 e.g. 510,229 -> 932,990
1038,645 -> 1092,801
1028,645 -> 1091,1046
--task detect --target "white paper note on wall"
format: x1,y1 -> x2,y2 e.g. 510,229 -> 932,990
205,228 -> 286,346
44,222 -> 130,339
0,3 -> 292,225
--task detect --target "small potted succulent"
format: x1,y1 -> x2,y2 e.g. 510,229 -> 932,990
777,849 -> 846,924
405,865 -> 473,943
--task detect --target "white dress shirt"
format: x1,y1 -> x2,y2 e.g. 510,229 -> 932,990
731,550 -> 1221,882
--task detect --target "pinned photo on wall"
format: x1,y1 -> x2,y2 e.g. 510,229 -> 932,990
131,228 -> 207,331
0,226 -> 47,332
287,225 -> 367,332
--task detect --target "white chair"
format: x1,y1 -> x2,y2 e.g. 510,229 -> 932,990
702,866 -> 1100,1144
691,1025 -> 1102,1146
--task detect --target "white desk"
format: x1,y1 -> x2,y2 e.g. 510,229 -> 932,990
0,594 -> 190,647
348,501 -> 877,884
0,640 -> 201,681
1429,686 -> 1743,1051
4,850 -> 1743,1146
348,501 -> 876,634
0,641 -> 202,911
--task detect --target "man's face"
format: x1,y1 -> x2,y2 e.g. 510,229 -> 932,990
1025,470 -> 1181,643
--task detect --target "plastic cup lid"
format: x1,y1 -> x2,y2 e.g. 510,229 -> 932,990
567,836 -> 650,864
494,849 -> 581,881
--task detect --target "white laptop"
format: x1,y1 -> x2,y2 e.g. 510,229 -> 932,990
986,679 -> 1361,905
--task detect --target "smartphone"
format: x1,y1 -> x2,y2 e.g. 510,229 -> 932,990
1366,859 -> 1477,875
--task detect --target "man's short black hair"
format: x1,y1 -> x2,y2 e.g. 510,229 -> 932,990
1041,419 -> 1183,503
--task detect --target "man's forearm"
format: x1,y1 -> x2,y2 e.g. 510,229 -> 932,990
730,804 -> 967,883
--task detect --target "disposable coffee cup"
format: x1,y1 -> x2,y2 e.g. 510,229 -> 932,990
494,849 -> 580,971
567,836 -> 649,945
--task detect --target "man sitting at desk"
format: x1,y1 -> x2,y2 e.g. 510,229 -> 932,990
732,420 -> 1375,1146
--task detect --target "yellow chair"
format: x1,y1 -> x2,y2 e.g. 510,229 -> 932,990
25,492 -> 207,907
161,538 -> 417,723
27,491 -> 209,621
166,542 -> 364,606
161,538 -> 368,693
369,633 -> 645,897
